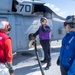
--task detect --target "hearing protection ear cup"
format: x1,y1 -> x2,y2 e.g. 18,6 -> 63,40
8,24 -> 11,31
69,23 -> 75,28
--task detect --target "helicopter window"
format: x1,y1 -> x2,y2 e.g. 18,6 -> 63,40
32,4 -> 52,19
33,4 -> 46,13
44,6 -> 52,19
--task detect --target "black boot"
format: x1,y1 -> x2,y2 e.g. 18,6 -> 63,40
41,59 -> 47,63
45,62 -> 51,70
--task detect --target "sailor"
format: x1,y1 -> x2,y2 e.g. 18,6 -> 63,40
0,21 -> 14,75
57,15 -> 75,75
33,17 -> 51,70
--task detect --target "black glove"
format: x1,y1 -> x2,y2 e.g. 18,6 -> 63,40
56,59 -> 60,66
29,33 -> 36,40
42,26 -> 51,32
5,62 -> 14,74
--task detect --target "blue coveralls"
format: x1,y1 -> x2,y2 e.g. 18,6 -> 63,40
59,31 -> 75,75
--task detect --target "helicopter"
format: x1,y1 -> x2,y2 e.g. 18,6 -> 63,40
0,0 -> 65,54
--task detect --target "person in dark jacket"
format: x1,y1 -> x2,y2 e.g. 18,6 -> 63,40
33,17 -> 51,70
57,15 -> 75,75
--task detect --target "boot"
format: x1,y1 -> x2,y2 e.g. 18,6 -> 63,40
45,62 -> 51,70
41,59 -> 47,63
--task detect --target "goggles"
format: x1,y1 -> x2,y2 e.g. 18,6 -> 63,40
41,19 -> 47,25
40,17 -> 46,22
64,22 -> 75,27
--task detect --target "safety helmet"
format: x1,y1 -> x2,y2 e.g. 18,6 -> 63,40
0,21 -> 11,32
40,17 -> 47,25
64,15 -> 75,28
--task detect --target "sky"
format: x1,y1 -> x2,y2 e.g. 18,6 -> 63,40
43,0 -> 75,18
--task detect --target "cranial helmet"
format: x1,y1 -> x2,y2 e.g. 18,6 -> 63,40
64,15 -> 75,28
40,17 -> 47,25
0,21 -> 11,32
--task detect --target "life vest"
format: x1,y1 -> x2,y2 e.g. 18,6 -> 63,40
0,32 -> 11,63
39,25 -> 51,40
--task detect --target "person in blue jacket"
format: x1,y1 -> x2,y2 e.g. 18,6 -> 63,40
57,15 -> 75,75
33,17 -> 51,70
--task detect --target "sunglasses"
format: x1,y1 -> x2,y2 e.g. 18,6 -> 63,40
64,22 -> 75,27
64,22 -> 68,26
40,18 -> 46,21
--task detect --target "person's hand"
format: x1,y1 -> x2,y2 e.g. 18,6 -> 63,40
31,33 -> 34,36
10,73 -> 15,75
56,59 -> 60,66
42,26 -> 50,32
5,62 -> 14,74
29,33 -> 35,40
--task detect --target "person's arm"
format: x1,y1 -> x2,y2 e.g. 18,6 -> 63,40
67,60 -> 75,75
43,25 -> 51,32
4,39 -> 14,75
4,39 -> 13,62
67,42 -> 75,75
33,29 -> 39,37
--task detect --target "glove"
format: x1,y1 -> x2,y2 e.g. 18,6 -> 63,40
42,26 -> 51,32
29,33 -> 36,40
45,26 -> 51,31
5,62 -> 14,74
56,59 -> 60,66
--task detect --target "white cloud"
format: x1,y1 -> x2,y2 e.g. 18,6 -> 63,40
47,4 -> 60,12
73,11 -> 75,15
44,3 -> 66,18
56,11 -> 66,18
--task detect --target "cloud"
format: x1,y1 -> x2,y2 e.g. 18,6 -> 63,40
57,11 -> 66,16
73,11 -> 75,15
44,3 -> 66,18
46,4 -> 60,12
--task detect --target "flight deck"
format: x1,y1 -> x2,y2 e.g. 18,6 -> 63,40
13,40 -> 61,75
